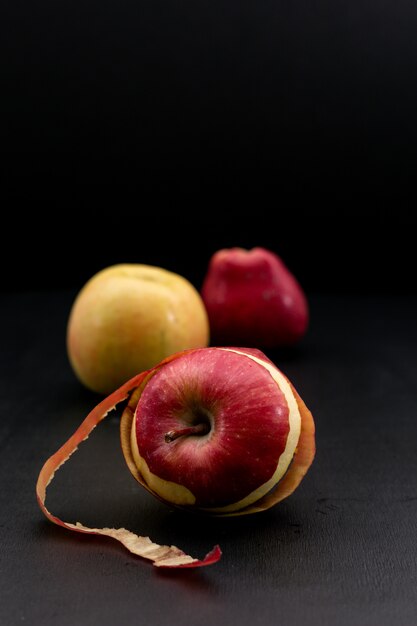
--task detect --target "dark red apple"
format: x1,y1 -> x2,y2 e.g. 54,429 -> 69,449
201,247 -> 309,348
121,346 -> 315,515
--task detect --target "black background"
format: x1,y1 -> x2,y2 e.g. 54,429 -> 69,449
2,0 -> 417,297
2,4 -> 417,622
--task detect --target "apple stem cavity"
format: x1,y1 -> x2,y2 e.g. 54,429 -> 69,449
164,422 -> 210,443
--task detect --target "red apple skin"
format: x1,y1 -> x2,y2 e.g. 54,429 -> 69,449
201,247 -> 309,347
134,348 -> 290,507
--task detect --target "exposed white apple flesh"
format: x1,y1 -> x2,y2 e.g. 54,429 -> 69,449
130,347 -> 302,513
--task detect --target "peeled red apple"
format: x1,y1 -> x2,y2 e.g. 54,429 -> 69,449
67,264 -> 209,394
121,346 -> 315,515
37,346 -> 315,568
201,247 -> 309,348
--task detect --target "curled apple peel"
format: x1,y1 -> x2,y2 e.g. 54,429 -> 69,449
36,348 -> 315,569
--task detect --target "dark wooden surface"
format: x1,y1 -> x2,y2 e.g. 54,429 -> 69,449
1,291 -> 417,626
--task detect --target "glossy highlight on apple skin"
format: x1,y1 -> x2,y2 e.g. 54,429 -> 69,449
201,247 -> 309,348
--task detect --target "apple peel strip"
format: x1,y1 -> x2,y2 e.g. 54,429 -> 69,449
35,364 -> 222,569
227,385 -> 316,516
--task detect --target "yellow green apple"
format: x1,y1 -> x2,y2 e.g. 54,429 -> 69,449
67,264 -> 209,394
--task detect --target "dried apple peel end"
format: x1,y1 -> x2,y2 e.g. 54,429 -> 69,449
64,523 -> 216,568
155,545 -> 222,569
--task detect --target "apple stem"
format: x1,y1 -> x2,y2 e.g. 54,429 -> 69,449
164,422 -> 210,443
